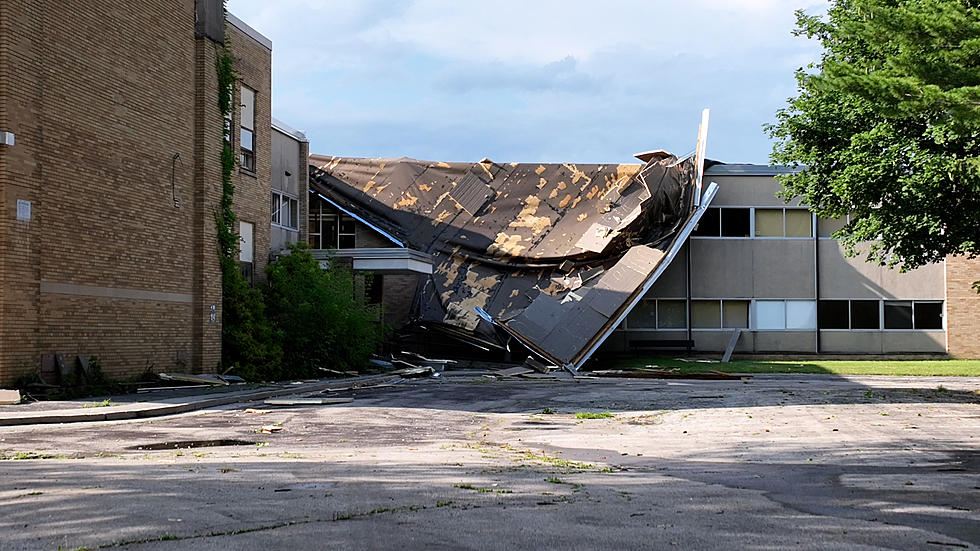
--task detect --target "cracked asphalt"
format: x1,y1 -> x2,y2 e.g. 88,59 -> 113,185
1,372 -> 978,550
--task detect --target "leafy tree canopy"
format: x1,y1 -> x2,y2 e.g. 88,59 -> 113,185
768,0 -> 980,269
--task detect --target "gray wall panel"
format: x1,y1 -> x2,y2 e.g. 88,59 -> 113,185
882,331 -> 945,353
753,331 -> 815,353
752,240 -> 815,298
818,241 -> 945,299
646,246 -> 688,298
707,176 -> 804,207
819,331 -> 883,353
690,240 -> 754,297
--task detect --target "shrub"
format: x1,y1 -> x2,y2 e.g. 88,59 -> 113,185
265,243 -> 386,378
221,257 -> 283,381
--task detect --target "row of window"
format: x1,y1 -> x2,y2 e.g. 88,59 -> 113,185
271,191 -> 299,230
693,207 -> 813,238
623,299 -> 944,331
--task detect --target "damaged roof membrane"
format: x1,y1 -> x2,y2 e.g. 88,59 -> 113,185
310,112 -> 716,370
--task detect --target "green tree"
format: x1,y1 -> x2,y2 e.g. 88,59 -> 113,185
265,244 -> 386,379
768,0 -> 980,270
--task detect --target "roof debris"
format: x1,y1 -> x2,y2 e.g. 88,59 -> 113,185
310,112 -> 716,371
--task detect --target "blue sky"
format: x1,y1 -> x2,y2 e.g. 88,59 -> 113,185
227,1 -> 824,165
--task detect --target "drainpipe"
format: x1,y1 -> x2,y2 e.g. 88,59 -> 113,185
813,212 -> 821,353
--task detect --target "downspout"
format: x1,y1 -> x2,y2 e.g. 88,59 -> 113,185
813,212 -> 820,353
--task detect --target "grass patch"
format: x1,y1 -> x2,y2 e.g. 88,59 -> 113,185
574,411 -> 614,419
81,399 -> 118,408
1,451 -> 68,460
610,358 -> 980,377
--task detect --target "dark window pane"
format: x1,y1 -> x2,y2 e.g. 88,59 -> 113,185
692,208 -> 720,236
338,234 -> 355,249
884,301 -> 912,329
626,300 -> 657,328
818,300 -> 849,329
657,300 -> 687,329
913,302 -> 943,329
851,300 -> 880,329
289,199 -> 299,229
339,216 -> 356,234
720,208 -> 750,237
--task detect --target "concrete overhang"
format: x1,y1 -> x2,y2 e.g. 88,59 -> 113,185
311,248 -> 433,275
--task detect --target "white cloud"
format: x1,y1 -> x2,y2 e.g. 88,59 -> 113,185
226,0 -> 824,164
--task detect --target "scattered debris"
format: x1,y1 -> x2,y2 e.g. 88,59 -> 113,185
495,366 -> 534,378
158,373 -> 245,386
589,369 -> 746,380
243,408 -> 271,415
524,357 -> 553,374
263,397 -> 355,406
259,425 -> 283,434
0,389 -> 20,405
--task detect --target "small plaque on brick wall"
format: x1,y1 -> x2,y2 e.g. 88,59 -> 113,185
16,199 -> 31,221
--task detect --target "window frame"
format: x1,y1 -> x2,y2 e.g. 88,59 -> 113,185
271,191 -> 299,230
239,85 -> 256,173
691,206 -> 814,240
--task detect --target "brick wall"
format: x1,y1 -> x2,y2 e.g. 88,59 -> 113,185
946,255 -> 980,358
0,2 -> 274,384
227,22 -> 272,284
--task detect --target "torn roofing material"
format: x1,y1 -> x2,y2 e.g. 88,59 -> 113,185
310,151 -> 706,369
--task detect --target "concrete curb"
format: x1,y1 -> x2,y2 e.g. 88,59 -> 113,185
0,381 -> 345,427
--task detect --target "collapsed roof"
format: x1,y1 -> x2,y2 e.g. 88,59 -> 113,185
309,115 -> 716,370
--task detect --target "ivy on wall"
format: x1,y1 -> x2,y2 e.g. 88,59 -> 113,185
213,7 -> 282,376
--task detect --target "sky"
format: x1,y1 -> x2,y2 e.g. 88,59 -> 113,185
226,0 -> 825,165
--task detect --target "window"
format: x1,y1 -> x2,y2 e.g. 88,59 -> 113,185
692,208 -> 720,236
271,191 -> 299,230
884,301 -> 913,329
754,208 -> 812,238
754,300 -> 817,330
720,208 -> 751,237
818,299 -> 941,330
239,221 -> 254,284
694,207 -> 812,238
657,300 -> 687,329
307,198 -> 357,249
625,300 -> 657,329
722,300 -> 750,329
691,299 -> 750,329
691,300 -> 720,329
785,210 -> 812,237
851,300 -> 880,329
818,300 -> 849,329
240,86 -> 255,172
914,302 -> 943,329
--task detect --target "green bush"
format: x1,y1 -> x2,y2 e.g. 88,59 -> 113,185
221,257 -> 283,381
265,243 -> 386,379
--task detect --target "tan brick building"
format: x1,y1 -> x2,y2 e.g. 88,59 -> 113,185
0,1 -> 276,385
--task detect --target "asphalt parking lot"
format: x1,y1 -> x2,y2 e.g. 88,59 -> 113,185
1,372 -> 978,550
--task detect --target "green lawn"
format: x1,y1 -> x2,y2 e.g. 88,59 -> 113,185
608,358 -> 980,377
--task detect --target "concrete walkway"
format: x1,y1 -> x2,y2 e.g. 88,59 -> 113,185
0,375 -> 401,426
